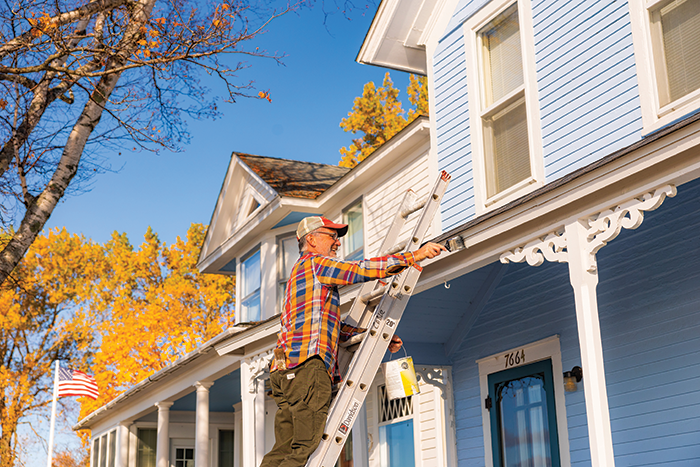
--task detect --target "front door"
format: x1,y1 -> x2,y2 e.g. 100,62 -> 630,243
487,359 -> 561,467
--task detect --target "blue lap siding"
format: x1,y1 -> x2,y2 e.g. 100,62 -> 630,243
443,177 -> 700,465
434,0 -> 643,230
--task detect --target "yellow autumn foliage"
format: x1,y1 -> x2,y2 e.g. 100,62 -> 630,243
0,224 -> 235,464
339,72 -> 429,168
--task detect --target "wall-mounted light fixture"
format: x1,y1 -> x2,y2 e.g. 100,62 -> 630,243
445,235 -> 466,252
563,366 -> 583,392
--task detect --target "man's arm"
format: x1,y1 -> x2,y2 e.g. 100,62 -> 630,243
313,242 -> 446,287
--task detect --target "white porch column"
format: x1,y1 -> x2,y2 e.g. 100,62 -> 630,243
240,352 -> 274,467
255,373 -> 267,465
195,381 -> 214,467
117,422 -> 131,467
240,358 -> 257,467
155,402 -> 173,467
500,184 -> 677,467
565,220 -> 615,466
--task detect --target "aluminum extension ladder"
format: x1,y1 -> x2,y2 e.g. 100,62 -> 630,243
305,171 -> 451,467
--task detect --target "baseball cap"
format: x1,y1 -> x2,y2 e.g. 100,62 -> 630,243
296,216 -> 348,240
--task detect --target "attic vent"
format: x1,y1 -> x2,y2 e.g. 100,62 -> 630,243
247,198 -> 260,216
379,385 -> 413,423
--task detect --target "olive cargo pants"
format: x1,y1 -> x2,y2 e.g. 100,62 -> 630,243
260,357 -> 332,467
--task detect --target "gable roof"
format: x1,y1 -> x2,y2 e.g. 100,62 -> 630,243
236,153 -> 350,200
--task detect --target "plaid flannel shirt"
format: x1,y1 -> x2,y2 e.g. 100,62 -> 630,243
271,251 -> 416,380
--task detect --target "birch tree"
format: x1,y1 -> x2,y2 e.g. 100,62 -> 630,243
0,0 -> 291,286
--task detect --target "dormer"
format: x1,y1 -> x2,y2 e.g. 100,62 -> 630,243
198,117 -> 435,325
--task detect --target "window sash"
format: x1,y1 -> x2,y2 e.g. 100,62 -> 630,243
477,2 -> 532,201
479,3 -> 523,108
483,96 -> 531,198
344,201 -> 364,261
277,235 -> 298,312
650,0 -> 700,106
241,249 -> 261,321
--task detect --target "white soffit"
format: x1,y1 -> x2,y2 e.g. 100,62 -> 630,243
358,0 -> 443,74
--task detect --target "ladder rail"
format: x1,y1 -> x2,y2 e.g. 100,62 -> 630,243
306,171 -> 451,467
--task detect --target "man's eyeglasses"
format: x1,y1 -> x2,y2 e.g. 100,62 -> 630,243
313,231 -> 339,241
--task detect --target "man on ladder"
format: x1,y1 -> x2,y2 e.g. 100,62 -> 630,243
260,215 -> 446,467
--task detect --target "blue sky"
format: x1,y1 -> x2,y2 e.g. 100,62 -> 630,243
35,2 -> 417,462
45,3 -> 414,247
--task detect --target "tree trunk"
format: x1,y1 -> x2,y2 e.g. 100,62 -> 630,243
0,0 -> 157,286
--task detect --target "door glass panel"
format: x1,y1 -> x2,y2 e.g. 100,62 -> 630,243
136,428 -> 157,467
175,447 -> 195,467
497,374 -> 550,467
489,359 -> 560,467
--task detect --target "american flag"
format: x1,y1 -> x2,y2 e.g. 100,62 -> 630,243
57,367 -> 99,400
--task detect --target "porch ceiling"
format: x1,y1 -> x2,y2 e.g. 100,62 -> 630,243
169,369 -> 241,413
399,263 -> 496,344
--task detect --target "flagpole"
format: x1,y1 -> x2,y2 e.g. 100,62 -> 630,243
47,360 -> 59,467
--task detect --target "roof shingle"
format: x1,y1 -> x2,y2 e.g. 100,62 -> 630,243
237,153 -> 350,199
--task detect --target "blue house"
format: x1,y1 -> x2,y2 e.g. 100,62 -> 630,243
79,1 -> 700,466
358,0 -> 700,466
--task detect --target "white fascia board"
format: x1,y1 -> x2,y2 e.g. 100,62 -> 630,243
235,155 -> 278,202
315,118 -> 431,207
415,120 -> 700,293
198,155 -> 238,267
357,0 -> 431,74
197,154 -> 278,272
215,318 -> 281,356
73,330 -> 244,431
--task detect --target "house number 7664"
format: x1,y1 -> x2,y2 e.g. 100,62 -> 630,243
504,350 -> 525,369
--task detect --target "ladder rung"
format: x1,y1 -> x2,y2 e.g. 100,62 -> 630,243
339,332 -> 366,348
360,284 -> 390,304
381,239 -> 408,257
400,197 -> 427,218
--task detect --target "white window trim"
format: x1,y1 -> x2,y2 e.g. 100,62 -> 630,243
476,335 -> 571,467
366,365 -> 455,467
237,245 -> 261,324
463,0 -> 544,214
343,197 -> 365,261
276,232 -> 297,314
630,0 -> 700,134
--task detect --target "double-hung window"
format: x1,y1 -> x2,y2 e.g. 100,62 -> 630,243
343,199 -> 364,261
464,0 -> 543,213
630,0 -> 700,132
277,234 -> 298,312
240,247 -> 261,322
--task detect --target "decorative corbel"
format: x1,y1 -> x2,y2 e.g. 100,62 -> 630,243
246,350 -> 273,394
500,184 -> 676,269
415,366 -> 448,398
500,230 -> 568,266
583,184 -> 676,272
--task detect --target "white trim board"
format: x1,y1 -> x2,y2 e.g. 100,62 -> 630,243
477,335 -> 571,467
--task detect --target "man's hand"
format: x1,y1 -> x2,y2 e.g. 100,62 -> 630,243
388,335 -> 403,353
413,242 -> 447,262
